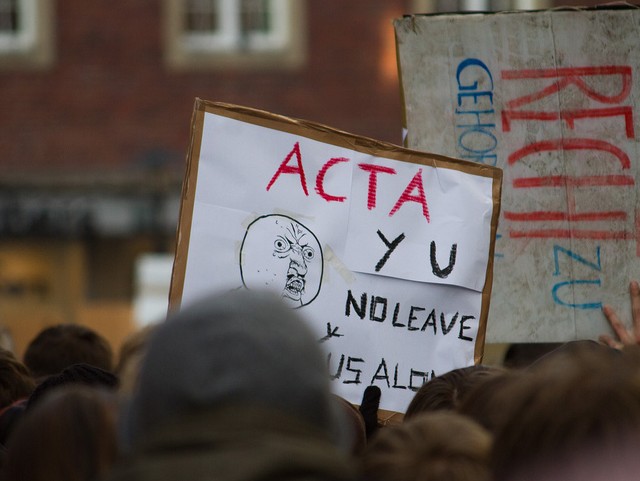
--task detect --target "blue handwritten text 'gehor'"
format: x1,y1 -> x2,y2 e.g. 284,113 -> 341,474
455,58 -> 497,166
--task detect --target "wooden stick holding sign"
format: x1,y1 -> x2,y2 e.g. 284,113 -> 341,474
169,99 -> 502,414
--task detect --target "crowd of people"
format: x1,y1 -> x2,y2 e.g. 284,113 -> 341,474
1,281 -> 640,481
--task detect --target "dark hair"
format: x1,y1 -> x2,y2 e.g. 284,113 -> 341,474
0,347 -> 35,409
0,402 -> 26,447
5,386 -> 118,481
27,363 -> 118,409
23,324 -> 113,379
502,343 -> 562,369
404,365 -> 500,420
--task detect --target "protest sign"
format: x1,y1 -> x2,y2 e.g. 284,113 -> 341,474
395,7 -> 640,343
169,99 -> 502,413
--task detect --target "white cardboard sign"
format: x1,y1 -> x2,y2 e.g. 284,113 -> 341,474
170,100 -> 502,413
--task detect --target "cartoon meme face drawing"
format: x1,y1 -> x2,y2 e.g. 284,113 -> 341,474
240,214 -> 323,308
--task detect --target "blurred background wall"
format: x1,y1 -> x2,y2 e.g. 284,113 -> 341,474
0,0 -> 594,357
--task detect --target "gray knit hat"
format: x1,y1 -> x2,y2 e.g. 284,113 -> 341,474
121,289 -> 338,449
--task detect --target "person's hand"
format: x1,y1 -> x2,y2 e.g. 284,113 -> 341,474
599,280 -> 640,349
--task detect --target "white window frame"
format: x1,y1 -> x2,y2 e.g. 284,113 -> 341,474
411,0 -> 550,13
0,0 -> 53,70
0,0 -> 34,51
164,0 -> 306,71
183,0 -> 289,52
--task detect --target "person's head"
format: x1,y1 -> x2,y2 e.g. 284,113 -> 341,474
0,326 -> 15,353
0,347 -> 35,410
121,289 -> 339,450
334,395 -> 367,456
492,345 -> 640,481
4,385 -> 118,481
0,402 -> 26,448
0,349 -> 33,452
27,363 -> 118,410
404,365 -> 500,420
23,324 -> 113,380
115,324 -> 157,397
362,411 -> 492,481
527,339 -> 620,370
502,343 -> 563,369
457,368 -> 523,436
240,214 -> 323,308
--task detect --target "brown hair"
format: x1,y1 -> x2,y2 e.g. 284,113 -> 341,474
404,365 -> 501,420
4,385 -> 118,481
115,324 -> 157,396
23,324 -> 113,379
362,411 -> 492,481
0,347 -> 35,410
457,368 -> 523,436
334,395 -> 367,456
492,345 -> 640,481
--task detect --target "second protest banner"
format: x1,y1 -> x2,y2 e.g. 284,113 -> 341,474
395,7 -> 640,343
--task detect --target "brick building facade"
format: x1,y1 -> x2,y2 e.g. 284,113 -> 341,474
0,1 -> 413,353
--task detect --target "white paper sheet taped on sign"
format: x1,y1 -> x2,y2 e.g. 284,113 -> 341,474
169,100 -> 502,413
394,7 -> 640,343
345,155 -> 495,291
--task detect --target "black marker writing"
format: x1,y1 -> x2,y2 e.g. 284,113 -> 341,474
430,241 -> 457,278
375,230 -> 405,272
320,322 -> 343,342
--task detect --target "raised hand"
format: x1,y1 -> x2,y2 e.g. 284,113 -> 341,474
599,280 -> 640,349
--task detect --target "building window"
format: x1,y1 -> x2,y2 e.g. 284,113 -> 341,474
0,0 -> 19,34
164,0 -> 306,70
411,0 -> 549,13
0,0 -> 53,69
